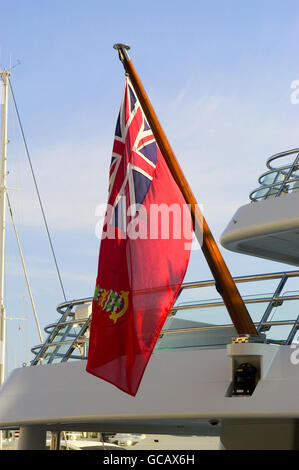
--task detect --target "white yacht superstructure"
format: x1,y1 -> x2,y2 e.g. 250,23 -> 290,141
1,266 -> 299,449
2,60 -> 299,449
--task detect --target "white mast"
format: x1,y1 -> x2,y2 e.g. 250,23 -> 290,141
0,70 -> 10,387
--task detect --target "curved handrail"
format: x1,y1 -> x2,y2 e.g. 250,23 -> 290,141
33,292 -> 299,348
258,166 -> 290,184
266,148 -> 299,170
250,177 -> 299,201
31,319 -> 298,357
250,148 -> 299,201
30,269 -> 299,365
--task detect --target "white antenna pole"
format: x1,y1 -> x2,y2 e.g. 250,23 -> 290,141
0,70 -> 10,387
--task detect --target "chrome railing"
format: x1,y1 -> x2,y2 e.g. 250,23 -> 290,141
30,270 -> 299,365
250,148 -> 299,201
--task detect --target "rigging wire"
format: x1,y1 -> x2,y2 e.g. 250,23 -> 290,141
8,78 -> 67,302
6,193 -> 43,343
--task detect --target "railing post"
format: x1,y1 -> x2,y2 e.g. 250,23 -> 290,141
61,317 -> 91,362
31,305 -> 73,365
257,274 -> 288,333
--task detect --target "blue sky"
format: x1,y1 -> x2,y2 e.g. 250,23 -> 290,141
1,0 -> 299,375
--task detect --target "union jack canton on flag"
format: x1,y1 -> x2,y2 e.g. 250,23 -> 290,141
108,78 -> 157,229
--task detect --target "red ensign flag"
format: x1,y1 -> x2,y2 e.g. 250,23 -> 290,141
86,78 -> 192,396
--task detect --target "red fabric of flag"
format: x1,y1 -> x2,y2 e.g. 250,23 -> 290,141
86,78 -> 192,396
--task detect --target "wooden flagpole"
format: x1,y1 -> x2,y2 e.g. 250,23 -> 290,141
113,44 -> 258,336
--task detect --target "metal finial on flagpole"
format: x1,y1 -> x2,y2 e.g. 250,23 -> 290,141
113,43 -> 131,62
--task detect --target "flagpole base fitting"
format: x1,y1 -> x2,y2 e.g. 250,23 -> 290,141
231,334 -> 266,344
